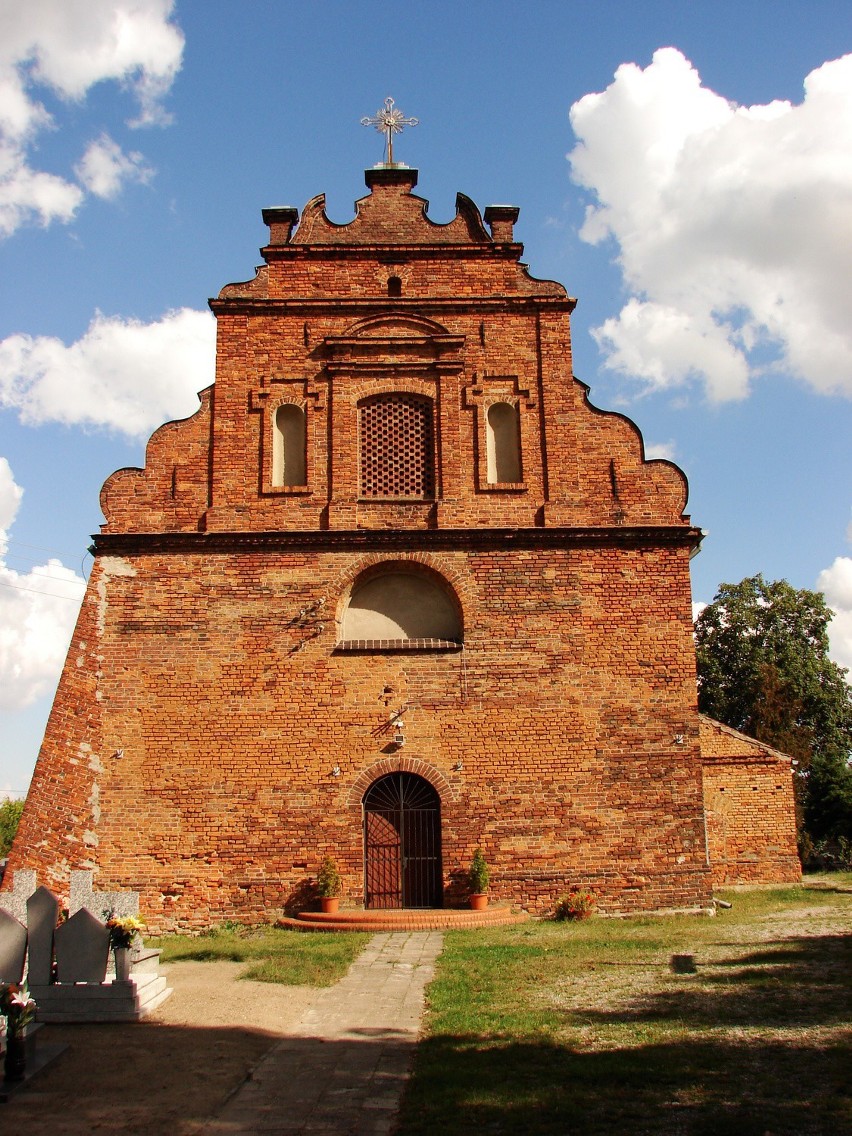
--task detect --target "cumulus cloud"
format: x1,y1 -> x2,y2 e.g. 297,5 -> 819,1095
0,0 -> 183,236
74,134 -> 152,199
569,48 -> 852,400
644,440 -> 676,462
0,308 -> 216,439
0,458 -> 85,711
816,556 -> 852,673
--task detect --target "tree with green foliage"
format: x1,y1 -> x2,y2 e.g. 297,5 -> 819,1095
0,798 -> 24,858
695,575 -> 852,865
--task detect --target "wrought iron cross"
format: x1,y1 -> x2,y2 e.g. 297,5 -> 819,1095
361,97 -> 418,165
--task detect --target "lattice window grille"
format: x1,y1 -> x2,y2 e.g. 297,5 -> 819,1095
359,395 -> 435,499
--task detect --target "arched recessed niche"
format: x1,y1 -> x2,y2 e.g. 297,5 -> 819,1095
485,401 -> 521,484
272,403 -> 306,487
339,566 -> 462,646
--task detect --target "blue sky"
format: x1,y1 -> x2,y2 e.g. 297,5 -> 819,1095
2,0 -> 852,796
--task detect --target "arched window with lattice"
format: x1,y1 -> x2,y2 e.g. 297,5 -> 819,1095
358,394 -> 435,499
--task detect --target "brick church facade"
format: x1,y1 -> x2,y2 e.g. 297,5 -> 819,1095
6,165 -> 799,930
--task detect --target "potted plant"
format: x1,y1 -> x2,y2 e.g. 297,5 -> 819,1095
468,847 -> 490,910
105,912 -> 145,982
317,856 -> 342,913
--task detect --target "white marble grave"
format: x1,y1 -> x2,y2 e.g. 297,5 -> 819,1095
0,908 -> 27,984
0,871 -> 171,1021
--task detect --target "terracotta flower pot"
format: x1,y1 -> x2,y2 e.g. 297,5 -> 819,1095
320,896 -> 339,914
469,893 -> 488,911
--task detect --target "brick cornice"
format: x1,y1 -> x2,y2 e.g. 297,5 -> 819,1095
92,525 -> 703,557
209,295 -> 576,316
259,243 -> 526,261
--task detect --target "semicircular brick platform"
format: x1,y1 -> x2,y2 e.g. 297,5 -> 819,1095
278,906 -> 529,933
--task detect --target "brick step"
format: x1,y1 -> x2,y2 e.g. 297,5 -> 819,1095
277,906 -> 528,933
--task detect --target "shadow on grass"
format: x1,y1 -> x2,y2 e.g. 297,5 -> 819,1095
397,1033 -> 850,1136
585,932 -> 852,1030
397,930 -> 852,1136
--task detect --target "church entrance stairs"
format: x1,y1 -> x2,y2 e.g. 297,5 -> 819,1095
277,906 -> 528,932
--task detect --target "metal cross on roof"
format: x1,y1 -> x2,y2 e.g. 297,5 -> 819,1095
361,97 -> 418,166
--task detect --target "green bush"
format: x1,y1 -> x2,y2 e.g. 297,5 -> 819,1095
316,856 -> 342,898
554,889 -> 596,920
0,798 -> 24,857
468,848 -> 490,893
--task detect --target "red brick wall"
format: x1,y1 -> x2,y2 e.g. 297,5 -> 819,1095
9,539 -> 711,930
700,717 -> 800,886
6,166 -> 736,927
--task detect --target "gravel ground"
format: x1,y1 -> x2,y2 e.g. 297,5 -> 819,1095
3,960 -> 322,1135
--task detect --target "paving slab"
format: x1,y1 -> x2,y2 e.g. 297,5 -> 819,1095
207,930 -> 443,1135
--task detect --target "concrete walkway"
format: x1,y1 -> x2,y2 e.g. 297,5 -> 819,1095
207,931 -> 444,1135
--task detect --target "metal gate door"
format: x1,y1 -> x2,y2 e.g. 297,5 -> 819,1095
363,773 -> 442,909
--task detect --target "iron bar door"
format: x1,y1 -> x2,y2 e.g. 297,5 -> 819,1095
363,772 -> 441,908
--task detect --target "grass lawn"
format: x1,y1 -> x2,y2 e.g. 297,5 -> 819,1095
149,925 -> 370,985
397,877 -> 852,1136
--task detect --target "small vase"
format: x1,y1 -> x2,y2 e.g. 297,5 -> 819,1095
114,947 -> 132,983
469,893 -> 488,911
320,896 -> 339,914
3,1032 -> 26,1082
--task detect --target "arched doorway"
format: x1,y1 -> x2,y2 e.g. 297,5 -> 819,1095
363,773 -> 442,909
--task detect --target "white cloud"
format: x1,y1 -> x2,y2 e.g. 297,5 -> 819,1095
644,440 -> 676,462
0,0 -> 183,235
0,308 -> 216,440
74,133 -> 152,199
0,458 -> 85,711
817,556 -> 852,673
569,48 -> 852,400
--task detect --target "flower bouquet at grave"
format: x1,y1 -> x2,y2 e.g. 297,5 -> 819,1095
0,981 -> 37,1038
104,913 -> 145,949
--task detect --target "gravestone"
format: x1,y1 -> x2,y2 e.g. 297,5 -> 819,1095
0,869 -> 37,924
69,870 -> 139,921
0,908 -> 27,983
54,909 -> 110,984
26,887 -> 60,986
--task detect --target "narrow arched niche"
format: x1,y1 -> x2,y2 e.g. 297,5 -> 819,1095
341,568 -> 461,642
272,404 -> 306,487
486,401 -> 521,484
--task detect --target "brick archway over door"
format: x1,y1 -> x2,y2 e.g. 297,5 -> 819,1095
363,772 -> 442,909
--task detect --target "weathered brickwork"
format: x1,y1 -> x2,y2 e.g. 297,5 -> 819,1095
5,166 -> 797,928
699,717 -> 800,886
